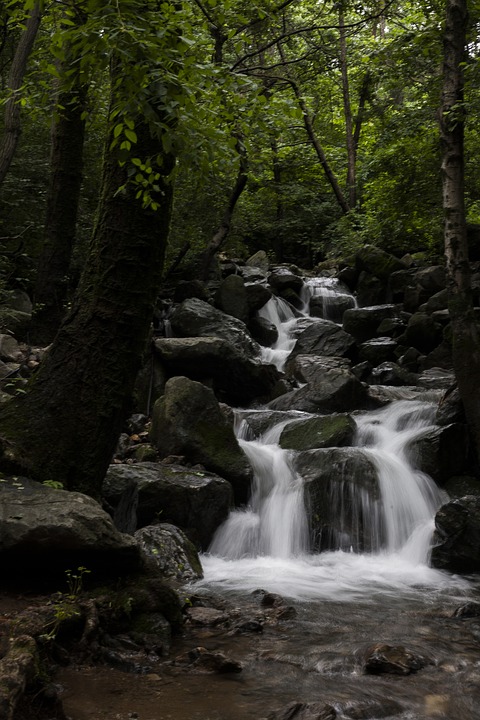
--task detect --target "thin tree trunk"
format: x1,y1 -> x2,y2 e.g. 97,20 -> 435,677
278,43 -> 350,215
440,0 -> 480,464
0,2 -> 41,187
0,61 -> 175,497
339,9 -> 356,209
271,138 -> 284,262
201,137 -> 248,280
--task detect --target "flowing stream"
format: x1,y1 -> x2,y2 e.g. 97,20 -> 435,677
187,278 -> 480,719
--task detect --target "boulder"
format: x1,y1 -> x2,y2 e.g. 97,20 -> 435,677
343,305 -> 399,343
363,643 -> 426,675
369,361 -> 418,387
0,335 -> 23,362
246,250 -> 270,274
308,293 -> 355,323
248,316 -> 278,347
294,448 -> 380,551
0,476 -> 142,583
103,461 -> 233,548
286,355 -> 351,384
404,312 -> 443,353
245,283 -> 272,315
173,279 -> 210,304
134,523 -> 203,582
279,414 -> 356,451
268,364 -> 369,414
268,268 -> 304,294
358,337 -> 398,365
289,318 -> 356,359
149,376 -> 253,503
170,298 -> 259,356
355,245 -> 406,281
153,336 -> 281,405
408,423 -> 468,483
431,496 -> 480,572
356,271 -> 386,306
215,274 -> 249,323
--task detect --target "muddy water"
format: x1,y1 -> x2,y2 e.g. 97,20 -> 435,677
58,571 -> 480,720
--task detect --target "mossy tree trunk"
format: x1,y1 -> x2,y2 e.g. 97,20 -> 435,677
0,62 -> 174,497
441,0 -> 480,466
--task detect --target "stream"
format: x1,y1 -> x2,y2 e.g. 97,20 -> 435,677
59,276 -> 480,720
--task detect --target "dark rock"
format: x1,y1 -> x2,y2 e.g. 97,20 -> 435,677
359,337 -> 397,365
308,293 -> 355,323
339,699 -> 404,719
431,496 -> 480,572
369,361 -> 417,387
249,316 -> 279,347
422,288 -> 449,313
290,318 -> 356,359
215,274 -> 249,323
295,448 -> 380,551
246,250 -> 270,274
104,461 -> 233,548
170,297 -> 259,356
267,701 -> 337,720
286,354 -> 351,384
269,364 -> 369,414
356,245 -> 407,281
442,475 -> 480,499
173,280 -> 210,304
343,305 -> 399,343
149,376 -> 253,504
0,477 -> 142,584
376,316 -> 407,338
185,607 -> 229,626
363,643 -> 426,675
356,271 -> 386,306
404,312 -> 443,353
268,268 -> 304,294
408,424 -> 468,483
279,414 -> 356,451
417,368 -> 455,391
135,524 -> 203,581
153,336 -> 281,405
175,646 -> 242,674
245,283 -> 273,315
453,601 -> 480,618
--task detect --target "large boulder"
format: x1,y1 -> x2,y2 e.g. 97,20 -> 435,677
407,424 -> 468,483
215,274 -> 249,323
103,461 -> 233,548
294,448 -> 380,551
0,476 -> 142,583
153,336 -> 282,405
149,376 -> 253,503
289,318 -> 356,359
431,496 -> 480,573
170,298 -> 259,356
135,523 -> 203,582
355,245 -> 406,281
269,363 -> 369,414
403,312 -> 443,354
343,305 -> 399,343
279,414 -> 356,451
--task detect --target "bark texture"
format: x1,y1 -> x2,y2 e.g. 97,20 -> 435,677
440,0 -> 480,464
0,64 -> 174,497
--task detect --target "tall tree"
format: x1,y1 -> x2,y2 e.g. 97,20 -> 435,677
440,0 -> 480,464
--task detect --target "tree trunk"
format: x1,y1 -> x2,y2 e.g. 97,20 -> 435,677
32,32 -> 88,344
0,62 -> 174,497
201,136 -> 248,280
440,0 -> 480,464
0,2 -> 42,187
339,9 -> 356,209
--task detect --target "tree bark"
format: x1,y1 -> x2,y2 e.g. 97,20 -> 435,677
32,16 -> 89,343
339,9 -> 356,209
0,2 -> 42,187
0,61 -> 174,497
440,0 -> 480,464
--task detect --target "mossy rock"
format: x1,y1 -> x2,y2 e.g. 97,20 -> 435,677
279,414 -> 356,451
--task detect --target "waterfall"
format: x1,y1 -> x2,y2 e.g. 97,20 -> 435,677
300,276 -> 357,322
199,276 -> 462,601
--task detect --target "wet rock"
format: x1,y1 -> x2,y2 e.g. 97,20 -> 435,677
343,305 -> 399,343
231,619 -> 263,634
135,524 -> 203,582
269,365 -> 369,415
356,271 -> 386,306
295,448 -> 380,552
452,601 -> 480,618
431,496 -> 480,573
289,318 -> 356,359
359,337 -> 398,365
149,376 -> 253,504
153,336 -> 281,405
309,293 -> 355,323
408,423 -> 468,483
246,250 -> 270,274
185,607 -> 229,626
0,477 -> 142,583
249,316 -> 279,347
170,297 -> 259,356
404,312 -> 443,353
339,699 -> 404,719
246,283 -> 273,314
173,279 -> 210,304
279,414 -> 356,451
436,385 -> 465,425
268,268 -> 304,295
442,475 -> 480,499
369,361 -> 417,387
104,461 -> 233,548
241,410 -> 305,439
363,643 -> 426,675
267,701 -> 337,720
174,646 -> 242,674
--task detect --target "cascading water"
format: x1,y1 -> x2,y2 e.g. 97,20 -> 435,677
199,277 -> 467,601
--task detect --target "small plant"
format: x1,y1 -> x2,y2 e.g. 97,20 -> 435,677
42,566 -> 91,641
42,479 -> 64,490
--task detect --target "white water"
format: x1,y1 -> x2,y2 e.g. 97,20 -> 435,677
199,276 -> 467,601
258,296 -> 298,371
